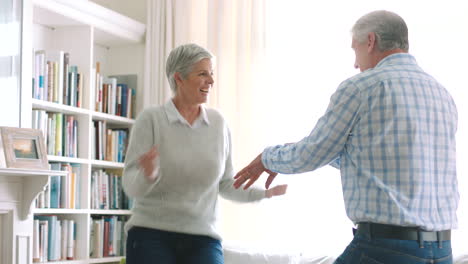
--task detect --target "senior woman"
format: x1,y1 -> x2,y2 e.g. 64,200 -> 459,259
122,43 -> 287,264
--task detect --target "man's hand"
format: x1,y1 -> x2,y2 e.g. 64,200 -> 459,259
233,153 -> 278,190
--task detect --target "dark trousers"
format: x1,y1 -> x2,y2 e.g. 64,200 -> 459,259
334,230 -> 453,264
126,226 -> 224,264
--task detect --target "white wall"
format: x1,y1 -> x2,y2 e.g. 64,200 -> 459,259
90,0 -> 146,24
0,214 -> 3,262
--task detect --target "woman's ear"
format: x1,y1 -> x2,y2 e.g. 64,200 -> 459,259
174,72 -> 183,86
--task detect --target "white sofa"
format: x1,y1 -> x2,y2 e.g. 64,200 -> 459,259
223,245 -> 468,264
223,244 -> 335,264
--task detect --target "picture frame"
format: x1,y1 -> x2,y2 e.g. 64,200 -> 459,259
0,127 -> 48,170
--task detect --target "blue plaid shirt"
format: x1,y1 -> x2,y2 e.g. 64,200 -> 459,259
262,53 -> 458,231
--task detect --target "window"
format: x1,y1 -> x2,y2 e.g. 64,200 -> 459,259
222,0 -> 468,257
0,0 -> 22,127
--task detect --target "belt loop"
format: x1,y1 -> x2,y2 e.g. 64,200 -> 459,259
417,230 -> 424,248
437,232 -> 442,249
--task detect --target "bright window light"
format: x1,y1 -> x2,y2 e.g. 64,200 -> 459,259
0,22 -> 20,57
236,0 -> 468,257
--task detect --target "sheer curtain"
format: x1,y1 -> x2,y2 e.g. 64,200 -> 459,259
144,0 -> 271,175
144,0 -> 272,246
144,0 -> 266,126
144,0 -> 267,160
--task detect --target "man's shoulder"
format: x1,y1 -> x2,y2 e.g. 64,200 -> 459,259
339,65 -> 398,92
337,73 -> 369,92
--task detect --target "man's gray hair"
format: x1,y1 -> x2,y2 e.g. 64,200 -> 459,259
352,10 -> 409,52
166,43 -> 214,94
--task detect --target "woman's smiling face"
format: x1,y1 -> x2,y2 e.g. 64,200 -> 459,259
176,58 -> 214,105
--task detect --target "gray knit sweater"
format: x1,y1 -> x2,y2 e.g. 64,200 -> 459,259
122,100 -> 266,240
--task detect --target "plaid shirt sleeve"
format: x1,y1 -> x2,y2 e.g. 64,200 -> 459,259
262,80 -> 361,174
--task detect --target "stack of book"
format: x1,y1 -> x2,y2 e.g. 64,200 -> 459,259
33,216 -> 76,262
91,169 -> 132,210
90,215 -> 128,258
35,162 -> 81,209
33,50 -> 83,107
94,63 -> 136,118
32,110 -> 79,158
92,121 -> 129,162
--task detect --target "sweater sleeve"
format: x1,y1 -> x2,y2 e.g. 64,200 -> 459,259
122,108 -> 161,199
219,125 -> 266,202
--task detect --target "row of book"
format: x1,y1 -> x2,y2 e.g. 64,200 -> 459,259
94,62 -> 136,118
90,216 -> 128,258
33,216 -> 76,262
32,110 -> 78,157
36,162 -> 81,209
91,169 -> 132,210
92,120 -> 129,162
33,50 -> 83,107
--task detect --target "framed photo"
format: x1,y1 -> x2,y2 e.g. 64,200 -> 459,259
0,127 -> 48,170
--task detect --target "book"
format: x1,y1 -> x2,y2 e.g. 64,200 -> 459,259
34,50 -> 45,100
49,162 -> 62,208
61,219 -> 68,259
47,61 -> 53,102
67,220 -> 75,260
55,113 -> 63,156
103,77 -> 117,115
60,163 -> 72,208
44,50 -> 65,104
39,220 -> 48,262
77,72 -> 83,107
71,164 -> 81,209
120,84 -> 128,117
130,88 -> 136,118
63,52 -> 70,105
33,219 -> 40,262
109,74 -> 137,118
47,114 -> 56,155
55,220 -> 62,260
92,219 -> 103,258
35,215 -> 58,261
49,175 -> 61,208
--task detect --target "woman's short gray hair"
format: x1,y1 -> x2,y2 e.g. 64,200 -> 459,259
166,43 -> 214,95
352,10 -> 409,52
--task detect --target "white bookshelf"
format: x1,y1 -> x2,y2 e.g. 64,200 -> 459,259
0,168 -> 68,219
23,0 -> 145,263
0,168 -> 68,264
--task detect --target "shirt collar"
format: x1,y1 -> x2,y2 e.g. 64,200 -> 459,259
164,99 -> 210,126
375,53 -> 418,69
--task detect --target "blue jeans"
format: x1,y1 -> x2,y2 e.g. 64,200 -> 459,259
334,232 -> 453,264
126,226 -> 224,264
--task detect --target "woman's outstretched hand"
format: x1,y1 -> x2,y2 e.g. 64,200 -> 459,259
265,184 -> 288,198
138,146 -> 160,182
